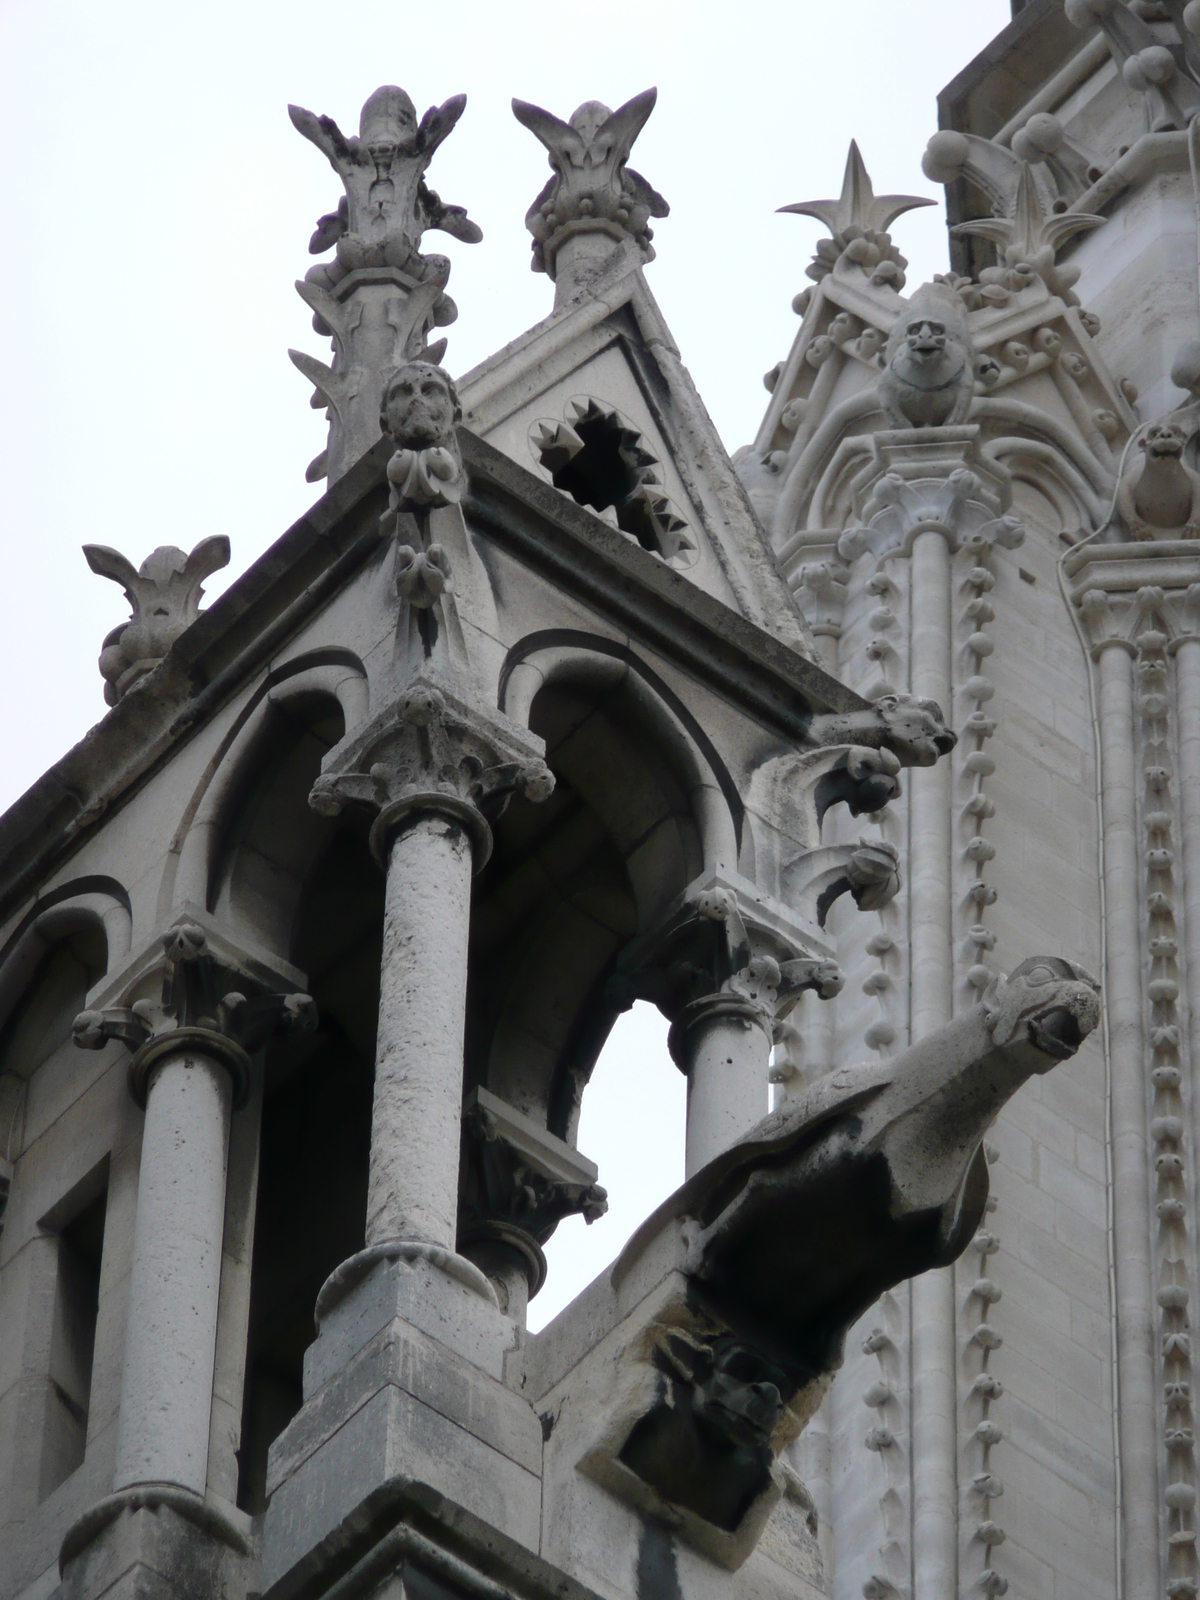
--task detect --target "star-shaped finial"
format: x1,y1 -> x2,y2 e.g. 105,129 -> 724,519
778,141 -> 935,237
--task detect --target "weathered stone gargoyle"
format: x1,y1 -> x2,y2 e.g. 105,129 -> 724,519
1116,419 -> 1200,541
878,284 -> 979,429
578,957 -> 1100,1566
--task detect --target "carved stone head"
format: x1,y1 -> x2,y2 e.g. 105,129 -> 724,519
1143,420 -> 1189,462
982,956 -> 1101,1064
879,283 -> 976,428
358,85 -> 418,153
903,317 -> 947,364
380,362 -> 461,451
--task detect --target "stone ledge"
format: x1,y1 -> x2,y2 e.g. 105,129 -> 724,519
261,1478 -> 605,1600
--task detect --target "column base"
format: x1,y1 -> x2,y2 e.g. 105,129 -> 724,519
314,1238 -> 498,1327
58,1485 -> 250,1600
262,1252 -> 541,1591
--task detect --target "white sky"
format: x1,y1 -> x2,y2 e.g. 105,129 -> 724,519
0,0 -> 1013,1325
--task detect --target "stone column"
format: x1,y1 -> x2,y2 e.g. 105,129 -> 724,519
1092,633 -> 1162,1600
369,812 -> 474,1249
906,526 -> 959,1600
69,922 -> 314,1504
672,994 -> 773,1176
309,675 -> 553,1301
116,1038 -> 240,1492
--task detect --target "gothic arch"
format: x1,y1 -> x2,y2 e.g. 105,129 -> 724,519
0,879 -> 130,1164
165,651 -> 368,959
470,634 -> 738,1148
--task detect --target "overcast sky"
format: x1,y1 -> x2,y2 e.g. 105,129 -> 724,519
0,0 -> 1013,1325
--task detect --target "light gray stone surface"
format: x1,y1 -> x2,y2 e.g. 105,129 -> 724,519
4,18 -> 1195,1600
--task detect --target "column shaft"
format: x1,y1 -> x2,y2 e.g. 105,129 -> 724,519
682,1007 -> 770,1176
114,1050 -> 232,1495
369,813 -> 474,1249
1098,641 -> 1163,1599
907,528 -> 958,1600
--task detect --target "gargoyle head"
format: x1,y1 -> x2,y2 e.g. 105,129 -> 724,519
982,956 -> 1100,1065
380,361 -> 461,451
905,317 -> 947,363
873,694 -> 957,766
1143,421 -> 1189,463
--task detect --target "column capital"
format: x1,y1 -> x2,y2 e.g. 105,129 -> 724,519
610,872 -> 846,1069
837,427 -> 1024,566
308,673 -> 553,869
72,908 -> 315,1108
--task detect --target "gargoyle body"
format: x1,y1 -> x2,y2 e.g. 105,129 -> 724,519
1116,420 -> 1200,541
805,692 -> 956,769
618,957 -> 1100,1394
878,287 -> 978,429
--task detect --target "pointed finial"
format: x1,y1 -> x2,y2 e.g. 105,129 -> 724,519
923,130 -> 1104,305
513,89 -> 668,287
287,86 -> 479,485
778,142 -> 934,290
780,141 -> 935,237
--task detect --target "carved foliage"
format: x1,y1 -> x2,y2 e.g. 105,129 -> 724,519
309,677 -> 554,870
73,922 -> 316,1103
85,537 -> 230,706
513,90 -> 668,278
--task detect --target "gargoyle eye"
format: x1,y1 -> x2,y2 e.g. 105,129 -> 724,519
1022,964 -> 1057,985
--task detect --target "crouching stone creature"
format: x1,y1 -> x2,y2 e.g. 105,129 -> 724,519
878,284 -> 978,428
1116,419 -> 1200,540
594,957 -> 1099,1560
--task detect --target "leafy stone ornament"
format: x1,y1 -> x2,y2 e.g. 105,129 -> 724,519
513,89 -> 668,286
84,537 -> 230,705
288,86 -> 481,485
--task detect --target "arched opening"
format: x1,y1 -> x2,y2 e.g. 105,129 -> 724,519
0,923 -> 109,1506
460,661 -> 714,1315
203,691 -> 383,1514
531,1000 -> 682,1333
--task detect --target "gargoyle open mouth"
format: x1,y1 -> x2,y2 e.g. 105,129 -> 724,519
1027,1006 -> 1083,1059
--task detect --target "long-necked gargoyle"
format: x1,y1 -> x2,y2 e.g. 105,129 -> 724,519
607,956 -> 1100,1524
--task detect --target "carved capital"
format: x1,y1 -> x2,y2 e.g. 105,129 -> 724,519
309,675 -> 553,869
73,914 -> 315,1108
838,428 -> 1023,564
1077,587 -> 1135,657
459,1087 -> 607,1286
612,874 -> 845,1056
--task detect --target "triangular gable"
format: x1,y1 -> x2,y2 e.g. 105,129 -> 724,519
456,244 -> 817,662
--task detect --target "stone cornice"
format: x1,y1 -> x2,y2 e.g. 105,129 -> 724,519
0,430 -> 862,929
1065,539 -> 1200,597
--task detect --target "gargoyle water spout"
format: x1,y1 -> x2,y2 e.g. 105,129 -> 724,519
598,958 -> 1100,1554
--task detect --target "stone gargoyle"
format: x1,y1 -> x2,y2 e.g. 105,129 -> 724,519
584,957 -> 1100,1564
1116,419 -> 1200,541
877,284 -> 979,429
